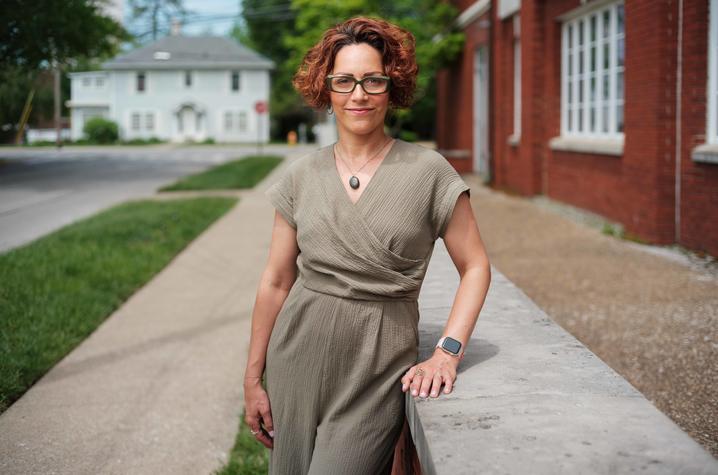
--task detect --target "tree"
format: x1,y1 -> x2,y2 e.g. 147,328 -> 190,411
0,0 -> 128,70
0,0 -> 129,143
128,0 -> 189,41
231,0 -> 304,141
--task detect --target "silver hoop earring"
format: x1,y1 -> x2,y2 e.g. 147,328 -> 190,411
328,105 -> 333,115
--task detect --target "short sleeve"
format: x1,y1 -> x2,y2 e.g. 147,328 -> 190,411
264,166 -> 297,229
431,157 -> 471,240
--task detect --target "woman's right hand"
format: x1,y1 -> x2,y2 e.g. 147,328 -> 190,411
243,377 -> 274,449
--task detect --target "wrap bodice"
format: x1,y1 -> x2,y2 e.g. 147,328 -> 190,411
265,139 -> 470,302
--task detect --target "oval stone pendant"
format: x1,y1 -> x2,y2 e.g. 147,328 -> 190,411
349,175 -> 360,189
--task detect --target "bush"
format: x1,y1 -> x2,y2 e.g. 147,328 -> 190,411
83,117 -> 118,144
398,130 -> 419,142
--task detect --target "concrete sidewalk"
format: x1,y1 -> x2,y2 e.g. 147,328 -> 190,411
0,149 -> 306,474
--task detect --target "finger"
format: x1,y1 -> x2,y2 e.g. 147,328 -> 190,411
429,372 -> 443,398
255,431 -> 273,449
260,407 -> 274,437
443,373 -> 455,394
419,370 -> 434,398
409,372 -> 423,397
401,366 -> 416,390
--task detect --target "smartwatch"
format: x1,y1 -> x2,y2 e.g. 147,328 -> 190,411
436,336 -> 464,359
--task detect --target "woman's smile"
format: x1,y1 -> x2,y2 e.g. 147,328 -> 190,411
346,107 -> 374,115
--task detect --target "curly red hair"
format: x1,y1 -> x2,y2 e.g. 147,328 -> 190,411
292,16 -> 419,110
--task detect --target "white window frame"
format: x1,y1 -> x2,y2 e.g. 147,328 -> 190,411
709,0 -> 718,144
145,112 -> 155,132
238,111 -> 248,132
561,1 -> 624,139
131,113 -> 141,131
513,14 -> 521,141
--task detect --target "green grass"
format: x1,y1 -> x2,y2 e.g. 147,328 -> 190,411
159,155 -> 283,192
0,196 -> 238,413
213,407 -> 270,475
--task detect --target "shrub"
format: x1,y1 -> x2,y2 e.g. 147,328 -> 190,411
83,118 -> 118,144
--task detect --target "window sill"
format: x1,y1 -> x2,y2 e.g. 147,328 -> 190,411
507,133 -> 520,147
691,143 -> 718,164
549,135 -> 623,156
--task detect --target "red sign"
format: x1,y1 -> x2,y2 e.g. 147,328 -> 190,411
255,101 -> 267,114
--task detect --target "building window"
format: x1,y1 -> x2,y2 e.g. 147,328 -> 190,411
82,77 -> 91,87
238,111 -> 248,132
561,1 -> 624,137
709,0 -> 718,144
231,71 -> 240,91
145,112 -> 155,131
95,77 -> 104,87
185,71 -> 192,87
513,14 -> 521,140
224,111 -> 233,131
131,113 -> 141,131
136,72 -> 146,92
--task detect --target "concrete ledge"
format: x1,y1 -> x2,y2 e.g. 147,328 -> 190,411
549,135 -> 623,156
691,143 -> 718,164
407,240 -> 718,475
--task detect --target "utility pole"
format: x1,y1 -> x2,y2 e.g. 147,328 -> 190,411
54,61 -> 62,148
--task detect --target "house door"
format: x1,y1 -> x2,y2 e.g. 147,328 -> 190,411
177,106 -> 201,141
473,45 -> 491,182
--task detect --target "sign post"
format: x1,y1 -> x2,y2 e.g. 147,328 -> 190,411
255,101 -> 267,156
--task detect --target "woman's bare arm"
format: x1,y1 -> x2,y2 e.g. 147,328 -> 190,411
244,211 -> 300,383
402,191 -> 491,398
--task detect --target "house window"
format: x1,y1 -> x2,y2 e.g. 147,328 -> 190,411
231,71 -> 240,91
145,112 -> 154,131
513,14 -> 521,140
224,111 -> 233,131
709,0 -> 718,144
82,77 -> 91,87
561,1 -> 624,137
95,77 -> 104,87
131,113 -> 141,131
185,71 -> 192,87
136,72 -> 146,92
238,111 -> 248,132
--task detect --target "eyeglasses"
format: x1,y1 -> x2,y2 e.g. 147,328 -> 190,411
325,75 -> 391,95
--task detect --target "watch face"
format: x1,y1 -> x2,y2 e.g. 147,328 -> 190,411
442,337 -> 462,354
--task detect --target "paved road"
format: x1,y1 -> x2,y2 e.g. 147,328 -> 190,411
0,144 -> 313,253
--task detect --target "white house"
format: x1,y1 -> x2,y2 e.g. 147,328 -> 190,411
67,33 -> 274,143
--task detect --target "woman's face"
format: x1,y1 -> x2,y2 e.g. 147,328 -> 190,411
328,43 -> 390,137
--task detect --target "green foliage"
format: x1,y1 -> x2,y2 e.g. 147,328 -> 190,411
0,0 -> 129,70
83,117 -> 119,144
0,197 -> 238,413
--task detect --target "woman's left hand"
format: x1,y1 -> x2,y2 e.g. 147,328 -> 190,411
401,348 -> 460,399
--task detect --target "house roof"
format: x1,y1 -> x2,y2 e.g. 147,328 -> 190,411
103,35 -> 275,71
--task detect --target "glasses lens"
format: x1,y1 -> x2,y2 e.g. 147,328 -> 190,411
330,77 -> 355,93
362,77 -> 389,93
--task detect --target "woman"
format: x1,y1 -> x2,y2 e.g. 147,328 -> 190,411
243,16 -> 491,474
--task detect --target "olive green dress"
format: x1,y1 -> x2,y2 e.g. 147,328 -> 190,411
263,138 -> 470,475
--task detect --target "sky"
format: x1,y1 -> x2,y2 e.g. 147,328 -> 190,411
124,0 -> 243,38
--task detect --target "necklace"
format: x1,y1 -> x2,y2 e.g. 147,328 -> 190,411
333,137 -> 393,190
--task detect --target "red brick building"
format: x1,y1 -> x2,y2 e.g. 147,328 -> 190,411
436,0 -> 718,257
